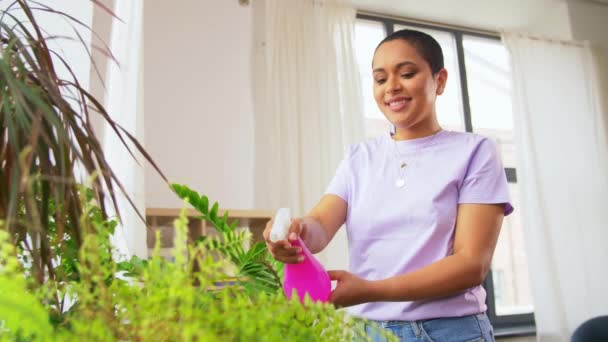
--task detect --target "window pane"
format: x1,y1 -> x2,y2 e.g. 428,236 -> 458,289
464,36 -> 532,316
491,182 -> 534,315
355,20 -> 391,139
395,25 -> 465,132
463,36 -> 516,168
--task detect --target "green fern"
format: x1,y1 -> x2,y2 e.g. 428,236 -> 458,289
0,197 -> 395,341
0,230 -> 54,340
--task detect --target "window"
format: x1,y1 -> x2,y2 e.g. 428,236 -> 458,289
354,19 -> 391,139
354,14 -> 535,335
394,24 -> 465,132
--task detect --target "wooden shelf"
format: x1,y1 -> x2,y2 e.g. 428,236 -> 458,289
145,208 -> 274,257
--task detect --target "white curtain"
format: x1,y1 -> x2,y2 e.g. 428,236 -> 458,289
253,0 -> 363,268
503,33 -> 608,341
253,0 -> 363,267
103,0 -> 146,259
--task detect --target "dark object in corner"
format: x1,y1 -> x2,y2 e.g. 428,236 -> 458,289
572,316 -> 608,342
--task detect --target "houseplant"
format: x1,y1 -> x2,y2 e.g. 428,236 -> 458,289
0,0 -> 166,287
0,1 -> 394,340
0,197 -> 381,341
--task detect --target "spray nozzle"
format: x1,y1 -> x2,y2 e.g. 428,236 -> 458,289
269,208 -> 291,242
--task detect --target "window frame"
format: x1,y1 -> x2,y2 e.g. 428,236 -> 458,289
356,12 -> 535,337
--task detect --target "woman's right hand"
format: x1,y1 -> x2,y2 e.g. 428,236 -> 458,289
263,218 -> 305,264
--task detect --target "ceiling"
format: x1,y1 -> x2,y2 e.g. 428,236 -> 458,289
345,0 -> 569,32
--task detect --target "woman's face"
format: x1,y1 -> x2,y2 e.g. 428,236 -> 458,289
372,39 -> 447,131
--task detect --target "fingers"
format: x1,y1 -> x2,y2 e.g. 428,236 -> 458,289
263,217 -> 302,242
277,250 -> 305,264
328,270 -> 345,280
268,241 -> 304,264
328,291 -> 343,308
287,218 -> 304,242
262,219 -> 273,241
263,218 -> 304,264
272,240 -> 301,257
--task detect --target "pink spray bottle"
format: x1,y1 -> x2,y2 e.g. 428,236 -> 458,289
270,208 -> 331,303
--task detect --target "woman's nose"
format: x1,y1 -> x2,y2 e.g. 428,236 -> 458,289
386,76 -> 402,93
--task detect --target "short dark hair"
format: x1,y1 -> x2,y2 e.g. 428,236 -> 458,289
375,29 -> 444,75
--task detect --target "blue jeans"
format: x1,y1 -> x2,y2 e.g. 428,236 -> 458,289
364,313 -> 495,342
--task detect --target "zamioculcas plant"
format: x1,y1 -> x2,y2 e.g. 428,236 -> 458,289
172,183 -> 284,293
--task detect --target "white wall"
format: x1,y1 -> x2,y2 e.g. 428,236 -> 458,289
525,1 -> 573,39
144,0 -> 255,209
569,1 -> 608,46
522,0 -> 608,110
0,1 -> 94,101
35,0 -> 94,91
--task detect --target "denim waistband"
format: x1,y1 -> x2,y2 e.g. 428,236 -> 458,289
365,312 -> 494,342
376,313 -> 488,327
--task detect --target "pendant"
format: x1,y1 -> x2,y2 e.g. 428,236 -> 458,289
395,178 -> 405,188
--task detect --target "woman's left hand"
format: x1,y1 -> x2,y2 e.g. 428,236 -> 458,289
328,270 -> 375,308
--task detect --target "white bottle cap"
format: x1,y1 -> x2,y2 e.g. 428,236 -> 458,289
269,208 -> 291,242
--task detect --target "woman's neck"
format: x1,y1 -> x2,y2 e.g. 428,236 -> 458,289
392,122 -> 442,141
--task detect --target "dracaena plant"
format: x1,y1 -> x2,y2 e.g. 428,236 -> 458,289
0,0 -> 166,285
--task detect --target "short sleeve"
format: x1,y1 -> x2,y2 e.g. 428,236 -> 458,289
459,138 -> 514,216
324,145 -> 354,203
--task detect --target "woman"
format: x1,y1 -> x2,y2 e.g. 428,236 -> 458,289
263,29 -> 512,341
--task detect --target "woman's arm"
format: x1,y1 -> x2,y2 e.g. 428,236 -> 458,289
329,203 -> 504,306
263,194 -> 347,263
299,194 -> 347,253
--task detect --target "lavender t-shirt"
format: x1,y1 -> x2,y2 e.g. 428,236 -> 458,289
325,130 -> 513,321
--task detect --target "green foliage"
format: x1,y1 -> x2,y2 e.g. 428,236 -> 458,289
172,183 -> 284,294
1,206 -> 393,341
0,229 -> 53,340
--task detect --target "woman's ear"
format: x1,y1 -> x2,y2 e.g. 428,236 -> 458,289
436,68 -> 448,95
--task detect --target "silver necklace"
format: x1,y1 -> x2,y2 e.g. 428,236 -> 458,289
392,130 -> 442,188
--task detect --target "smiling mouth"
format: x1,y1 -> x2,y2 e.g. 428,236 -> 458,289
385,98 -> 411,111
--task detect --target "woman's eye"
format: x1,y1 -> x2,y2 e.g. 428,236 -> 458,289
401,72 -> 415,79
375,78 -> 386,84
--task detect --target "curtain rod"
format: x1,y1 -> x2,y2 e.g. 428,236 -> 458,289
357,10 -> 500,38
358,10 -> 592,48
